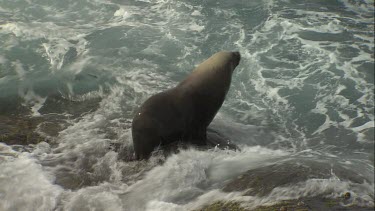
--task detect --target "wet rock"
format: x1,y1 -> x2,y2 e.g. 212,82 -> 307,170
223,160 -> 369,197
197,198 -> 374,211
197,200 -> 310,211
222,162 -> 324,196
198,201 -> 247,211
253,200 -> 309,211
0,96 -> 30,115
38,94 -> 101,118
37,120 -> 67,138
0,115 -> 45,145
0,93 -> 102,146
279,206 -> 287,211
211,160 -> 375,211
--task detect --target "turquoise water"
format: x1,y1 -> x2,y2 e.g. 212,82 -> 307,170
0,0 -> 374,210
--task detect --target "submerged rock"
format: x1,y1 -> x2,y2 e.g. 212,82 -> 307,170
197,200 -> 310,211
0,94 -> 102,146
197,160 -> 375,211
197,198 -> 374,211
198,201 -> 246,211
0,115 -> 45,145
38,94 -> 101,118
223,160 -> 368,197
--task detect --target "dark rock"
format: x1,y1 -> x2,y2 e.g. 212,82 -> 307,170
197,198 -> 374,211
0,93 -> 102,146
38,94 -> 101,118
0,115 -> 45,145
223,160 -> 368,197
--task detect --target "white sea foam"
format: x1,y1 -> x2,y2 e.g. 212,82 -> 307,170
1,21 -> 90,73
42,39 -> 72,71
235,0 -> 374,149
120,146 -> 289,211
61,183 -> 126,211
340,0 -> 375,16
133,169 -> 374,211
0,143 -> 63,211
18,88 -> 47,116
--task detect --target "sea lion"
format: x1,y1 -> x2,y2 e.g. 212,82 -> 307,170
132,51 -> 241,160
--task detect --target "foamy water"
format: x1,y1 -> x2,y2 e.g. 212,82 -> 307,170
0,0 -> 374,210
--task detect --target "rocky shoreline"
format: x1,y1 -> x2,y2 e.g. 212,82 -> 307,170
199,196 -> 374,211
0,94 -> 102,146
1,98 -> 373,211
197,161 -> 374,211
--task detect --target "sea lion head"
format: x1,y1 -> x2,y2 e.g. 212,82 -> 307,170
215,51 -> 241,67
197,51 -> 241,74
232,51 -> 241,67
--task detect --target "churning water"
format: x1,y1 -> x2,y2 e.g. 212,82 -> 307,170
0,0 -> 374,210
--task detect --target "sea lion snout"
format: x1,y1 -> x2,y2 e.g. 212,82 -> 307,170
233,51 -> 241,59
231,51 -> 241,67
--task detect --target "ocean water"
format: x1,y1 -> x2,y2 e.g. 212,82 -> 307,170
0,0 -> 374,210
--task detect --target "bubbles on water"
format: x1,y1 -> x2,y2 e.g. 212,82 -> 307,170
19,88 -> 47,116
224,0 -> 374,153
0,143 -> 63,211
61,183 -> 126,211
119,146 -> 287,210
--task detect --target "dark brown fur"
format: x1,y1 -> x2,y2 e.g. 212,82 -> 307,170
132,51 -> 241,160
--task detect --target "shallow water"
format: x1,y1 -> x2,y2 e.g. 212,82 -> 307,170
0,0 -> 374,210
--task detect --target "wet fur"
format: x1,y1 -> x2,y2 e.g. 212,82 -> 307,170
132,51 -> 241,160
